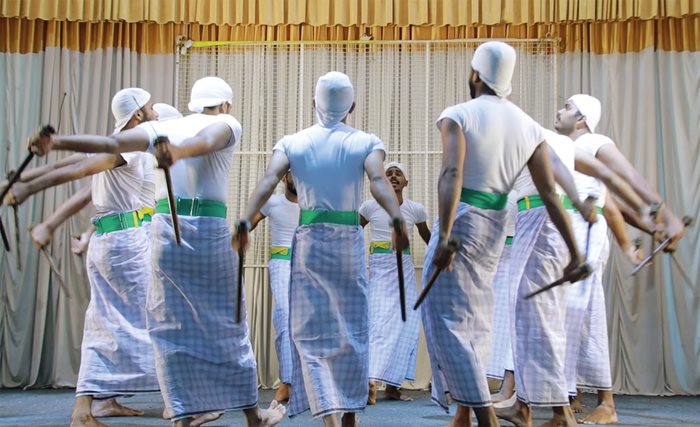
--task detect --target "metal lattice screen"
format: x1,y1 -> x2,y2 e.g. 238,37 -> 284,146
176,39 -> 558,269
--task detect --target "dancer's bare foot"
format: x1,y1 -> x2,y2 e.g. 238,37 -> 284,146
274,383 -> 291,402
243,400 -> 286,427
444,405 -> 471,427
570,394 -> 584,413
70,396 -> 108,427
495,398 -> 531,427
367,381 -> 377,405
385,385 -> 413,401
540,406 -> 577,427
491,370 -> 515,403
191,412 -> 224,427
91,398 -> 144,417
579,402 -> 617,425
342,412 -> 359,427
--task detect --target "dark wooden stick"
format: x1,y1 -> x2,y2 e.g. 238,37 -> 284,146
40,246 -> 71,298
154,136 -> 181,246
392,218 -> 406,322
0,217 -> 9,251
630,215 -> 693,276
13,205 -> 21,270
524,262 -> 593,299
413,238 -> 460,310
236,221 -> 247,323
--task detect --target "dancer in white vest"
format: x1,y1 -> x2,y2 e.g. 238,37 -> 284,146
423,41 -> 585,427
234,71 -> 409,427
30,77 -> 286,427
486,193 -> 517,403
359,161 -> 431,404
251,171 -> 300,403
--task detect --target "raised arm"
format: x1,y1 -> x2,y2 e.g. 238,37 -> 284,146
528,142 -> 582,269
364,150 -> 409,252
5,153 -> 123,206
31,186 -> 92,249
0,153 -> 86,187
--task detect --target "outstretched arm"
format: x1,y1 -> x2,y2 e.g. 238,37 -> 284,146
574,147 -> 651,223
4,154 -> 123,206
30,127 -> 151,155
31,186 -> 92,249
528,142 -> 582,269
596,143 -> 684,251
416,222 -> 431,245
0,153 -> 86,187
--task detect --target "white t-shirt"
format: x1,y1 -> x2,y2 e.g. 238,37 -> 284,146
436,95 -> 543,194
139,113 -> 242,203
359,198 -> 428,242
514,128 -> 575,200
91,151 -> 146,218
573,133 -> 615,208
260,194 -> 300,247
138,153 -> 156,208
273,123 -> 386,211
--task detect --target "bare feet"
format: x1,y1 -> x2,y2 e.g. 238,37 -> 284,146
570,394 -> 584,413
367,381 -> 377,405
540,406 -> 577,427
191,412 -> 224,427
444,405 -> 471,427
491,370 -> 515,403
274,383 -> 291,402
579,402 -> 618,425
243,400 -> 286,427
91,398 -> 144,417
70,413 -> 110,427
495,398 -> 531,427
385,385 -> 413,401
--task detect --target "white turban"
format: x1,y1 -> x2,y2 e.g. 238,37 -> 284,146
568,94 -> 601,133
111,88 -> 151,133
153,103 -> 183,121
314,71 -> 355,127
470,41 -> 516,98
188,76 -> 233,113
385,161 -> 408,178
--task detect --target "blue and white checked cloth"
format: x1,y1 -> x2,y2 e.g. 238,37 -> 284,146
486,244 -> 514,379
269,258 -> 293,384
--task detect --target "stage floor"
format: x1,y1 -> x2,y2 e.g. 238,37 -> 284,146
0,388 -> 698,426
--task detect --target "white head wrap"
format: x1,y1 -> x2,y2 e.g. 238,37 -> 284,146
188,77 -> 233,113
153,103 -> 183,121
385,161 -> 408,178
314,71 -> 355,127
470,41 -> 516,98
568,94 -> 601,133
111,88 -> 151,133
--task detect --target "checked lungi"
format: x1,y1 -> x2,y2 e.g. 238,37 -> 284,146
76,226 -> 159,396
269,257 -> 293,384
147,215 -> 258,420
511,207 -> 571,407
422,202 -> 508,410
486,241 -> 514,379
368,252 -> 420,386
565,215 -> 612,394
287,223 -> 369,418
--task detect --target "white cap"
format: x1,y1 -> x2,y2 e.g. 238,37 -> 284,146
470,41 -> 516,98
314,71 -> 355,127
111,88 -> 151,133
385,161 -> 408,178
568,94 -> 602,133
188,77 -> 233,113
153,103 -> 183,121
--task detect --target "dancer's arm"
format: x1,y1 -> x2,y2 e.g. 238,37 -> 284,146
31,186 -> 92,249
603,193 -> 644,264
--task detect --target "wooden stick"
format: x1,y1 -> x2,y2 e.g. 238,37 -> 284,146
236,221 -> 247,323
524,262 -> 593,299
392,218 -> 406,322
630,215 -> 693,276
413,238 -> 460,310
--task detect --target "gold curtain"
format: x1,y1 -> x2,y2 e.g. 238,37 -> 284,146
1,0 -> 698,26
1,15 -> 698,54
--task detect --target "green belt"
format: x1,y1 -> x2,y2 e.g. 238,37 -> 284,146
505,236 -> 514,245
93,207 -> 152,234
460,188 -> 508,210
517,194 -> 575,212
270,246 -> 292,260
299,210 -> 359,226
155,198 -> 227,218
369,241 -> 411,255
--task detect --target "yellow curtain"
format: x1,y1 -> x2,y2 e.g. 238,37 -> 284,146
1,0 -> 698,26
1,15 -> 698,55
